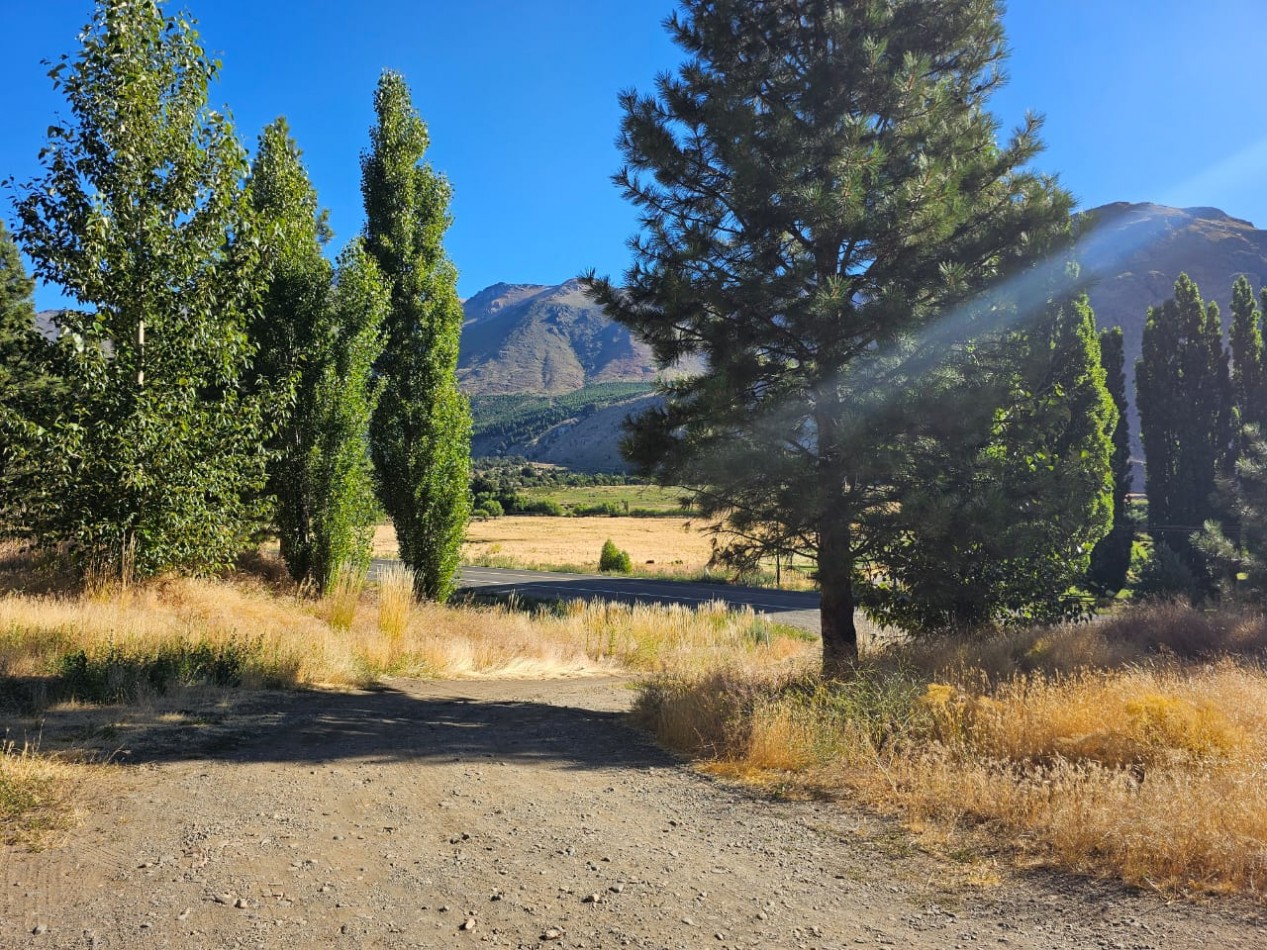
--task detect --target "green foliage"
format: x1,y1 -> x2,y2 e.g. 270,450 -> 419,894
865,295 -> 1115,633
304,243 -> 390,589
475,498 -> 504,518
583,0 -> 1074,669
470,382 -> 655,456
53,641 -> 252,703
1229,276 -> 1267,432
7,0 -> 269,578
1088,326 -> 1135,594
1197,425 -> 1267,601
1136,274 -> 1234,580
247,120 -> 386,591
599,539 -> 632,574
362,70 -> 471,601
1134,540 -> 1200,601
0,221 -> 60,529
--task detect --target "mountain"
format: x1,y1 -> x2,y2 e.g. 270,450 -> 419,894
1077,202 -> 1267,460
459,279 -> 660,396
460,204 -> 1267,471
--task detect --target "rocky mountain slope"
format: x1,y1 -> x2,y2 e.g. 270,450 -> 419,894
458,279 -> 659,396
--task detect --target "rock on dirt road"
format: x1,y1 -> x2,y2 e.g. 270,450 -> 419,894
3,678 -> 1264,949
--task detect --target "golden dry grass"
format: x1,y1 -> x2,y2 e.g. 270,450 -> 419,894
636,605 -> 1267,899
372,516 -> 815,587
0,563 -> 812,843
0,741 -> 83,848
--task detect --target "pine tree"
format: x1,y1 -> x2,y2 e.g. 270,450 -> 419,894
1136,274 -> 1234,578
1087,326 -> 1133,594
9,0 -> 269,578
583,0 -> 1072,672
361,71 -> 471,601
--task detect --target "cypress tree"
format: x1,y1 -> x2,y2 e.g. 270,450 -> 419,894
1136,274 -> 1234,574
583,0 -> 1072,672
10,0 -> 269,578
872,295 -> 1115,632
1087,326 -> 1133,594
361,71 -> 471,601
1229,275 -> 1267,431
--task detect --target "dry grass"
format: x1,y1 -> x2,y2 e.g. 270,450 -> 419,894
636,602 -> 1267,898
0,560 -> 812,843
0,741 -> 83,848
372,517 -> 816,588
377,564 -> 414,640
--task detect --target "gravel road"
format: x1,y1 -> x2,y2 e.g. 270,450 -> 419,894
3,678 -> 1262,949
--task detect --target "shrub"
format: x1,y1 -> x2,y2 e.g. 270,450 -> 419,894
599,539 -> 632,573
479,498 -> 504,518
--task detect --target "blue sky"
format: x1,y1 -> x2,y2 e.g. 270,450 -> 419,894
3,1 -> 1266,309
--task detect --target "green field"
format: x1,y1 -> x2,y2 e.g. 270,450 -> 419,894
517,483 -> 690,515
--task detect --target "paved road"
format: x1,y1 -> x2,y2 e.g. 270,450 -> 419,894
370,560 -> 822,632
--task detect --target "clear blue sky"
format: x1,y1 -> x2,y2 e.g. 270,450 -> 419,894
3,1 -> 1266,310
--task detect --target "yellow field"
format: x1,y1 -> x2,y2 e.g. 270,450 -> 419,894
374,516 -> 817,586
375,516 -> 722,576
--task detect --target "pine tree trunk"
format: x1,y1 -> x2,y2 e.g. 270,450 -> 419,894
818,512 -> 858,679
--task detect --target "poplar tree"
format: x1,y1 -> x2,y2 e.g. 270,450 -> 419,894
10,0 -> 268,578
584,0 -> 1072,672
1136,274 -> 1234,573
1087,326 -> 1134,594
361,71 -> 471,601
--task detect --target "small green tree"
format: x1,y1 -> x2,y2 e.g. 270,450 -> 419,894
362,70 -> 471,601
10,0 -> 269,577
1087,326 -> 1134,594
1136,274 -> 1234,577
599,539 -> 632,574
246,118 -> 336,585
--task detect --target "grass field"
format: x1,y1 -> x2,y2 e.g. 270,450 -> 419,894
373,516 -> 817,586
516,483 -> 688,515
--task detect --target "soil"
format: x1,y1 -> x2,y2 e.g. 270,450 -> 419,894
3,677 -> 1264,949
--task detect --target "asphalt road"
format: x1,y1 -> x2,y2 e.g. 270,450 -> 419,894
370,560 -> 822,632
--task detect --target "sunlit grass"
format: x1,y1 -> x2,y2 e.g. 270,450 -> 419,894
636,604 -> 1267,898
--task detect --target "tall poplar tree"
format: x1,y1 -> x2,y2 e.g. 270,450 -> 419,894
1136,274 -> 1234,573
584,0 -> 1072,672
361,71 -> 471,601
10,0 -> 268,578
1087,326 -> 1133,594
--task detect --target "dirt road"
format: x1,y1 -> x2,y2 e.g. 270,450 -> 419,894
3,678 -> 1262,949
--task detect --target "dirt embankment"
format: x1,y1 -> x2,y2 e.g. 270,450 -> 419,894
3,678 -> 1263,949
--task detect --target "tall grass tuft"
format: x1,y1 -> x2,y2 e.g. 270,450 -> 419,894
323,566 -> 364,631
376,565 -> 415,641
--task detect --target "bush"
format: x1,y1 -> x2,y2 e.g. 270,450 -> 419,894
477,499 -> 504,518
599,539 -> 632,573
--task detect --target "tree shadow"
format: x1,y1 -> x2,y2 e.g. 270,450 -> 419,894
5,681 -> 676,774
